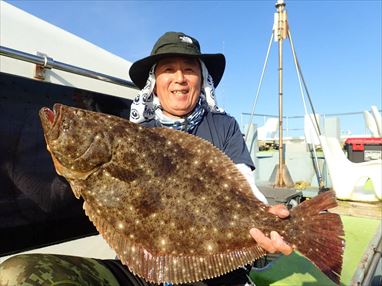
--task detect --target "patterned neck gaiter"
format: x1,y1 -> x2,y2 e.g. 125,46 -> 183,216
154,98 -> 205,132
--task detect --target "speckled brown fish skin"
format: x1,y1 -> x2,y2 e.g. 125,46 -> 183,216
39,104 -> 345,285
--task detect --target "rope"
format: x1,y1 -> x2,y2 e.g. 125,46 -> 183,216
288,29 -> 325,189
245,32 -> 274,141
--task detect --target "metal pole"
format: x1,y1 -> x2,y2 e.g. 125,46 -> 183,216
278,34 -> 284,186
276,0 -> 286,187
0,45 -> 138,89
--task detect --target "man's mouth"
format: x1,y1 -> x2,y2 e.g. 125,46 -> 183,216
171,90 -> 189,96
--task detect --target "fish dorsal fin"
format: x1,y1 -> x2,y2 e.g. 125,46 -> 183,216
83,201 -> 266,284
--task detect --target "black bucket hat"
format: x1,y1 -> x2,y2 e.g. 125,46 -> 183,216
129,31 -> 226,89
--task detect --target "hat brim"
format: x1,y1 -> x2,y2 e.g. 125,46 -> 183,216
129,53 -> 225,90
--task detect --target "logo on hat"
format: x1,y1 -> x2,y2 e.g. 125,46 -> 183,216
179,35 -> 193,44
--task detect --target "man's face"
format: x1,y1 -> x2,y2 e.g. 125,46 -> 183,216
155,57 -> 202,118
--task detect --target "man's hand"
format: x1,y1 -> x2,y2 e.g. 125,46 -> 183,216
249,204 -> 293,256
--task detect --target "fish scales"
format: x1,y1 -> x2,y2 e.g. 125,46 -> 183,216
39,104 -> 345,285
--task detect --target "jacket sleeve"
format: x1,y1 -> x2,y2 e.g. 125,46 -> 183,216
222,117 -> 255,170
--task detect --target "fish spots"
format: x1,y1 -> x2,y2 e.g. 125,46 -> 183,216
135,187 -> 163,217
145,130 -> 166,145
203,241 -> 217,254
154,155 -> 176,177
104,164 -> 140,183
216,207 -> 233,226
111,124 -> 128,137
163,137 -> 192,161
231,187 -> 252,206
117,222 -> 125,229
189,177 -> 205,195
62,142 -> 79,157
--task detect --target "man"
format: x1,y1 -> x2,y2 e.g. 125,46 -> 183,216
128,31 -> 293,284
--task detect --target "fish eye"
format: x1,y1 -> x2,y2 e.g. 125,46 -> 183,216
62,119 -> 70,130
62,123 -> 69,130
75,110 -> 85,117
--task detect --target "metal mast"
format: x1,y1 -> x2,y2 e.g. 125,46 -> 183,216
273,0 -> 293,187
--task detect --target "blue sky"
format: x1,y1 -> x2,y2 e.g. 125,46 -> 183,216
7,0 -> 382,136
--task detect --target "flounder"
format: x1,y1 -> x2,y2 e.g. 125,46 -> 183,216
39,104 -> 344,284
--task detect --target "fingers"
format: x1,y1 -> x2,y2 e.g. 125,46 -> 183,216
250,228 -> 294,256
250,228 -> 275,252
270,231 -> 294,255
249,204 -> 292,256
268,204 -> 289,218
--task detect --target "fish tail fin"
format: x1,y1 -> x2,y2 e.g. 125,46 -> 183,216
285,191 -> 344,285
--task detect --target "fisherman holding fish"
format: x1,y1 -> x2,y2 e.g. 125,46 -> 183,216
129,31 -> 293,255
0,32 -> 296,285
127,31 -> 293,285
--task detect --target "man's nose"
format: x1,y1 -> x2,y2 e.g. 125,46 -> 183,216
174,69 -> 186,82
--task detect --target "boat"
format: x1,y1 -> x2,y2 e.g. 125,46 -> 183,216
1,1 -> 381,285
0,1 -> 136,262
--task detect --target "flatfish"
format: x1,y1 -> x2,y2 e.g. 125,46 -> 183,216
39,104 -> 344,284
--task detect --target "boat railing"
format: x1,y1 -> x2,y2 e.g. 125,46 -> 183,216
241,110 -> 381,139
0,45 -> 138,89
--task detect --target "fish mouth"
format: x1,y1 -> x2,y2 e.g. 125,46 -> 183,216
42,107 -> 55,124
39,104 -> 63,137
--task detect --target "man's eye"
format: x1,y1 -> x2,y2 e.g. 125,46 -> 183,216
185,68 -> 196,73
163,67 -> 174,72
